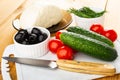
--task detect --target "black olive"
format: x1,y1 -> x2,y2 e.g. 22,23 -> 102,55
22,39 -> 29,44
42,33 -> 48,41
15,28 -> 48,45
31,28 -> 42,35
38,35 -> 44,42
15,33 -> 26,43
18,29 -> 28,35
18,29 -> 29,38
28,33 -> 38,44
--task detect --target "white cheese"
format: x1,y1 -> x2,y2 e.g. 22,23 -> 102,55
20,4 -> 63,29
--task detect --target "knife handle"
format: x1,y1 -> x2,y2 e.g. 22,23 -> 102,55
56,60 -> 116,75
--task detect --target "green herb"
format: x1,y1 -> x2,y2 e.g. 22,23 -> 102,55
68,7 -> 106,18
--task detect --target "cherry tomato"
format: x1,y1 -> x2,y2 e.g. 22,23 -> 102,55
102,29 -> 117,42
55,31 -> 62,39
57,46 -> 73,60
90,24 -> 104,34
48,39 -> 64,53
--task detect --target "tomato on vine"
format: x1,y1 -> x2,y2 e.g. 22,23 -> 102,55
102,29 -> 117,42
90,24 -> 104,34
57,45 -> 73,60
55,31 -> 62,39
48,39 -> 63,53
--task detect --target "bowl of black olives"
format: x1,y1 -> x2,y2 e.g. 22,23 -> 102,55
14,27 -> 50,58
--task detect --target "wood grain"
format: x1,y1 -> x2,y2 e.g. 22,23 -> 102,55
0,0 -> 26,79
57,60 -> 116,75
0,0 -> 27,61
0,0 -> 25,25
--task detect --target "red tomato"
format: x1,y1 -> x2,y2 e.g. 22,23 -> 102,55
90,24 -> 104,34
48,39 -> 64,53
55,31 -> 62,39
57,46 -> 73,60
102,29 -> 117,42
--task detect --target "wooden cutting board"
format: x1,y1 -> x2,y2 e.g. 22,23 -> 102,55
0,0 -> 26,25
0,0 -> 27,61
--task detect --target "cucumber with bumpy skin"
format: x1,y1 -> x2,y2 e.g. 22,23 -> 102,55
60,32 -> 118,61
67,26 -> 114,47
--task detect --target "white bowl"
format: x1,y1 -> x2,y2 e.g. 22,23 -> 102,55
13,26 -> 50,58
74,7 -> 105,30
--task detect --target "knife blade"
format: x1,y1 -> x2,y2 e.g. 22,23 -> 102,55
3,57 -> 116,75
3,57 -> 57,69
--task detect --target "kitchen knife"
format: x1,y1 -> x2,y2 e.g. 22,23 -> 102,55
3,57 -> 116,75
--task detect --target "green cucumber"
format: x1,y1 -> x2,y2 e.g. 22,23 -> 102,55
60,32 -> 118,61
67,26 -> 114,47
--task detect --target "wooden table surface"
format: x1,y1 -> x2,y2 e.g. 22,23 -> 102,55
0,0 -> 120,80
